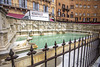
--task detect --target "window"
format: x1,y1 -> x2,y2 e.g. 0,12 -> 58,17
80,4 -> 82,8
62,13 -> 65,17
80,17 -> 81,20
33,2 -> 39,11
79,13 -> 82,16
93,18 -> 97,22
33,2 -> 35,10
83,13 -> 85,16
4,0 -> 8,4
62,4 -> 65,9
19,0 -> 27,8
87,5 -> 90,8
43,5 -> 48,12
70,12 -> 73,18
58,12 -> 61,16
75,17 -> 78,22
70,5 -> 74,9
87,18 -> 90,22
67,14 -> 69,17
87,13 -> 90,16
83,18 -> 86,22
83,5 -> 86,8
76,4 -> 78,7
37,4 -> 39,11
59,3 -> 60,6
94,13 -> 96,16
21,0 -> 25,7
58,9 -> 61,11
87,0 -> 90,1
94,5 -> 98,8
67,6 -> 68,9
52,0 -> 54,3
94,0 -> 98,1
75,13 -> 78,16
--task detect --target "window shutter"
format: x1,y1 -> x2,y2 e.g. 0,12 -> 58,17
0,0 -> 4,4
5,0 -> 7,4
52,8 -> 54,14
47,6 -> 48,12
38,4 -> 39,11
43,5 -> 45,12
25,0 -> 27,8
9,0 -> 12,5
19,0 -> 22,8
33,2 -> 35,10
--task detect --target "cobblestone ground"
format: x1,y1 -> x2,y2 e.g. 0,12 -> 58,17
92,57 -> 100,67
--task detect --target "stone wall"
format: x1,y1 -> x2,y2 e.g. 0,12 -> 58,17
0,8 -> 16,52
7,17 -> 100,37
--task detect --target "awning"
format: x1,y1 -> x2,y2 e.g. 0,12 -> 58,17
7,13 -> 24,19
50,19 -> 54,22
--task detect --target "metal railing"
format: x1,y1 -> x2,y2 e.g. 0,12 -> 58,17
5,34 -> 100,67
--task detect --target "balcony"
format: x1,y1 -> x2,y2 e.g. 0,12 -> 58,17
62,7 -> 70,12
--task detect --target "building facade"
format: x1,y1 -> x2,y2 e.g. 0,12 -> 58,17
56,0 -> 100,22
0,0 -> 100,22
74,0 -> 100,22
0,0 -> 56,20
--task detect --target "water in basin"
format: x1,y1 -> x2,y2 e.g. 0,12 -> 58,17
16,33 -> 87,49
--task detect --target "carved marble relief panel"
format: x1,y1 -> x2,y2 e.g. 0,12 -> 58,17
0,34 -> 2,46
2,17 -> 6,29
3,33 -> 7,46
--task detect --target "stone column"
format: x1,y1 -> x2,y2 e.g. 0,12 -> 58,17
0,7 -> 10,53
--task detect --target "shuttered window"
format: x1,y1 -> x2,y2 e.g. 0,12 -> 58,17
43,5 -> 45,12
0,0 -> 4,4
43,5 -> 48,12
52,8 -> 54,15
19,0 -> 27,8
33,2 -> 39,11
1,0 -> 12,5
33,2 -> 35,10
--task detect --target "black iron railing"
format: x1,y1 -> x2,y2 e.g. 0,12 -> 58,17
5,34 -> 100,67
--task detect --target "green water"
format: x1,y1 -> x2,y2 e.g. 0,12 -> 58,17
16,33 -> 87,49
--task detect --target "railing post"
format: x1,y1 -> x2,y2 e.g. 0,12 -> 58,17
42,43 -> 49,67
85,39 -> 89,67
27,45 -> 36,67
90,35 -> 93,65
82,36 -> 86,67
80,37 -> 83,67
53,41 -> 58,67
88,35 -> 91,66
62,40 -> 65,67
87,35 -> 90,67
5,49 -> 19,67
72,39 -> 76,67
68,39 -> 71,67
76,38 -> 81,67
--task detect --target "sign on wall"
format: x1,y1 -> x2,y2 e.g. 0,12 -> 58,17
24,11 -> 49,21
